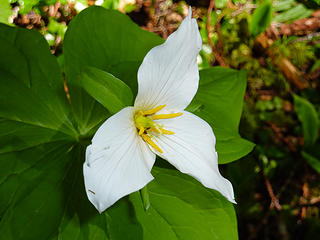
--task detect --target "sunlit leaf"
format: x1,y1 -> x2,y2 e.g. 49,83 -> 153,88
274,4 -> 312,23
187,67 -> 255,164
215,0 -> 228,8
273,0 -> 295,12
80,67 -> 133,114
250,0 -> 273,37
0,0 -> 12,24
131,167 -> 238,240
294,94 -> 319,147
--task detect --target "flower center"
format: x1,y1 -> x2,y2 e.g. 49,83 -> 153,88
134,105 -> 182,153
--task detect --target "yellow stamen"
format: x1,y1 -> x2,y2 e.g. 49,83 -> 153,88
149,127 -> 174,135
141,134 -> 163,153
149,127 -> 161,133
160,128 -> 175,135
143,105 -> 166,115
134,105 -> 181,154
138,126 -> 145,135
151,112 -> 183,120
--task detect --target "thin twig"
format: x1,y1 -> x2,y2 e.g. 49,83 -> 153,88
213,1 -> 224,53
231,3 -> 257,17
262,171 -> 282,211
300,182 -> 309,219
290,32 -> 320,44
206,0 -> 228,66
63,76 -> 71,105
266,121 -> 297,152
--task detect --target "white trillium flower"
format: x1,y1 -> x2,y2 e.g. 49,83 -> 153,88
84,7 -> 235,213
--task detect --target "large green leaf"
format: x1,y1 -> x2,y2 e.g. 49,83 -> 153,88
187,67 -> 255,164
250,0 -> 273,37
131,167 -> 238,240
294,94 -> 319,147
80,66 -> 133,114
63,6 -> 163,135
0,26 -> 76,138
0,23 -> 77,240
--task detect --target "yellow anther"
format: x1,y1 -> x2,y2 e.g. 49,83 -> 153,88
138,127 -> 145,135
143,105 -> 166,115
160,128 -> 175,135
151,112 -> 183,120
149,127 -> 161,134
141,134 -> 163,153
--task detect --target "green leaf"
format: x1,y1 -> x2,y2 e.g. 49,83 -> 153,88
0,24 -> 77,140
187,67 -> 255,164
131,167 -> 238,240
63,6 -> 163,135
0,0 -> 12,24
215,0 -> 228,8
0,142 -> 76,240
80,67 -> 133,114
0,23 -> 78,239
311,59 -> 320,73
273,0 -> 295,12
274,4 -> 312,23
250,0 -> 273,37
302,151 -> 320,174
57,166 -> 238,240
17,0 -> 40,14
102,0 -> 120,9
294,94 -> 319,147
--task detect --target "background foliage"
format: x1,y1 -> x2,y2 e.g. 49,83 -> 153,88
1,0 -> 320,239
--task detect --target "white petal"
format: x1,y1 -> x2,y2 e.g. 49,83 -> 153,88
83,107 -> 156,212
134,7 -> 202,112
152,111 -> 235,203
